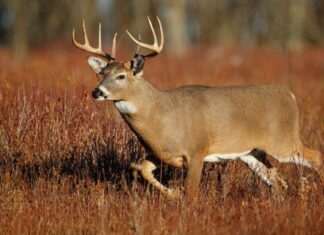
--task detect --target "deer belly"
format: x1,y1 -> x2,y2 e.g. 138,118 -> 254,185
204,150 -> 251,162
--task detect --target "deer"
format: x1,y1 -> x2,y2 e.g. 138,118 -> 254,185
72,17 -> 323,199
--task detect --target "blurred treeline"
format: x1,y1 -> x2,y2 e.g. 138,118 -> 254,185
1,0 -> 323,56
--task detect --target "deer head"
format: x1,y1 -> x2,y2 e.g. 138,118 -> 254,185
72,17 -> 164,101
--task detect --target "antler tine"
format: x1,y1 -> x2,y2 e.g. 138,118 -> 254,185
98,22 -> 102,50
157,16 -> 164,51
112,33 -> 117,58
126,16 -> 164,57
83,20 -> 90,45
147,17 -> 157,47
136,34 -> 141,54
72,20 -> 114,60
72,28 -> 84,50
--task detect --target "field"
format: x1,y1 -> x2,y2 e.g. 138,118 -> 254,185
0,43 -> 323,234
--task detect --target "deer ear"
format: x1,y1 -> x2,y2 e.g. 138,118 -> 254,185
87,56 -> 108,74
131,55 -> 145,77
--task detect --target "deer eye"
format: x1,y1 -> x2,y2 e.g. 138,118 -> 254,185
116,74 -> 125,80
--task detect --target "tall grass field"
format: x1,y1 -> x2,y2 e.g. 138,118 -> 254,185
0,44 -> 323,234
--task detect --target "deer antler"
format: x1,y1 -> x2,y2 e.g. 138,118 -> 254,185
72,20 -> 117,60
126,16 -> 164,59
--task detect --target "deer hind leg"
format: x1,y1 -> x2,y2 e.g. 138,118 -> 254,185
240,155 -> 288,190
272,146 -> 323,184
131,159 -> 179,199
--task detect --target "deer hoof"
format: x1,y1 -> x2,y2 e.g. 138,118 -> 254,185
130,162 -> 142,171
165,188 -> 182,199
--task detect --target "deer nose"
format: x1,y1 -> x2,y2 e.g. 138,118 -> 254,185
92,88 -> 103,99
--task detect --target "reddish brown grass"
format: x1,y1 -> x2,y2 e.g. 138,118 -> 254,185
0,44 -> 323,234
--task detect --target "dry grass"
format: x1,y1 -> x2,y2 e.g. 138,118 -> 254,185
0,44 -> 323,234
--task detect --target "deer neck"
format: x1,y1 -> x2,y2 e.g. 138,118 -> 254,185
114,79 -> 162,120
114,79 -> 167,143
115,81 -> 168,151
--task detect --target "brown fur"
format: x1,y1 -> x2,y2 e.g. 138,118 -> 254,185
304,147 -> 323,179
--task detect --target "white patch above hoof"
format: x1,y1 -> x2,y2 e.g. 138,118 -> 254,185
115,101 -> 137,114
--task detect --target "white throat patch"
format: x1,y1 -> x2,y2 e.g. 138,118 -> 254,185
115,101 -> 137,114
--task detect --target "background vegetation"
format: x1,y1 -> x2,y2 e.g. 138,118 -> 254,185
0,0 -> 323,234
1,0 -> 324,56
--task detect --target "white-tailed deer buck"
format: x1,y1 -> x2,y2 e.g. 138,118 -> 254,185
73,17 -> 323,198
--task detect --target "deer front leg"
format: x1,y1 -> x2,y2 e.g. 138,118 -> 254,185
184,159 -> 204,198
131,159 -> 179,199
